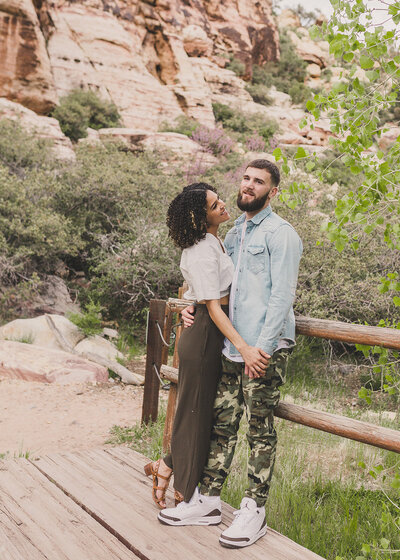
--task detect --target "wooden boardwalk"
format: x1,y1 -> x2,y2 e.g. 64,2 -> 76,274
0,447 -> 324,560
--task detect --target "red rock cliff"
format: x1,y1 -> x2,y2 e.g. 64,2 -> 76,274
0,0 -> 278,127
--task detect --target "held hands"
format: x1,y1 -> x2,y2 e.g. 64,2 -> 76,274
242,346 -> 271,379
181,305 -> 195,328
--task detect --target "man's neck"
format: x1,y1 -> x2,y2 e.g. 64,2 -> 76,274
245,203 -> 270,221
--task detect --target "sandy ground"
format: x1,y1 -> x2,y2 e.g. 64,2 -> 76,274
0,372 -> 148,459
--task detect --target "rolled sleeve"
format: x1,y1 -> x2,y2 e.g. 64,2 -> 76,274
188,255 -> 221,301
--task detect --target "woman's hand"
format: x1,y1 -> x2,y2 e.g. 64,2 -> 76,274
240,346 -> 270,379
181,305 -> 195,328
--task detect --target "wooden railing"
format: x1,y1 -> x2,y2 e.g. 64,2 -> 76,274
141,297 -> 400,455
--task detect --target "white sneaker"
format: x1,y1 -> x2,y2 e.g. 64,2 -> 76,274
219,497 -> 267,548
158,488 -> 222,526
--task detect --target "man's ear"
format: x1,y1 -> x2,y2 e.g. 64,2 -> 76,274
270,186 -> 279,201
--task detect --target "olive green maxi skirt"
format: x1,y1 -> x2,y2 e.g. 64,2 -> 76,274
163,304 -> 228,502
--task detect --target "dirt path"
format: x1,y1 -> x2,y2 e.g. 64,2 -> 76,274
0,374 -> 146,459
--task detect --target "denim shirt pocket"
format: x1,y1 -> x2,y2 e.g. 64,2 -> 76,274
247,245 -> 266,274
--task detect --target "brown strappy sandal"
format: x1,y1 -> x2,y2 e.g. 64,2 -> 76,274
174,490 -> 184,506
144,459 -> 172,509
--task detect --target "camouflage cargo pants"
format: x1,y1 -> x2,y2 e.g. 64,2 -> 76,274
199,350 -> 290,507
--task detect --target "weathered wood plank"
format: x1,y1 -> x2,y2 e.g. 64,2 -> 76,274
167,300 -> 400,350
275,402 -> 400,453
142,300 -> 167,424
160,364 -> 400,454
295,316 -> 400,350
33,447 -> 324,560
0,458 -> 137,560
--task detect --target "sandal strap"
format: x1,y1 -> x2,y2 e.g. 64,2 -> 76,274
156,471 -> 172,481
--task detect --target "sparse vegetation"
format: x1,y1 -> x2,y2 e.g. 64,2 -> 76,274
212,102 -> 278,143
68,299 -> 104,337
226,55 -> 246,78
159,115 -> 200,137
251,28 -> 312,105
245,83 -> 273,106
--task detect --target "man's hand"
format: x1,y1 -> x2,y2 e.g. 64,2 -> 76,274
243,347 -> 271,379
181,305 -> 195,328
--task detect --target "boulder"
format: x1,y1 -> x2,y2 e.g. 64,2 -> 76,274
287,29 -> 330,68
74,335 -> 124,363
0,315 -> 85,351
277,9 -> 301,28
0,97 -> 75,160
378,125 -> 400,151
0,0 -> 58,113
307,63 -> 321,78
0,340 -> 108,384
24,275 -> 81,316
182,25 -> 213,57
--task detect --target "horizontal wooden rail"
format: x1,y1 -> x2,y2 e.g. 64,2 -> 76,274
160,364 -> 400,454
167,299 -> 400,351
295,316 -> 400,351
274,402 -> 400,454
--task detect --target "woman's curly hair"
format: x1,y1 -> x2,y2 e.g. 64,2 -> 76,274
167,183 -> 217,249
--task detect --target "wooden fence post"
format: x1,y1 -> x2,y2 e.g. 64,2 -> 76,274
162,285 -> 187,452
141,299 -> 167,425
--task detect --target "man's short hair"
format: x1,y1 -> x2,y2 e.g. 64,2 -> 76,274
246,159 -> 280,188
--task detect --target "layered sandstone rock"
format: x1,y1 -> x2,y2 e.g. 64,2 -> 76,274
0,315 -> 85,351
0,0 -> 279,130
0,340 -> 108,384
90,128 -> 217,165
0,0 -> 57,113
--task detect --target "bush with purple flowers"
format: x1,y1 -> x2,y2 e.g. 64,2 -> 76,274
245,132 -> 266,152
191,126 -> 234,157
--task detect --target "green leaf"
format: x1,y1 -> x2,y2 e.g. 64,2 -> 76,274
294,147 -> 307,160
273,147 -> 282,161
343,52 -> 354,62
306,161 -> 315,171
360,55 -> 374,69
393,296 -> 400,307
365,70 -> 379,82
306,100 -> 316,111
391,477 -> 400,489
380,538 -> 390,550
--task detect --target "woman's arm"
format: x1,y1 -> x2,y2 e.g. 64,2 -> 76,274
206,299 -> 270,378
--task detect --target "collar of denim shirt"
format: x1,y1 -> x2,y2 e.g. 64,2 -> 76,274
234,204 -> 272,227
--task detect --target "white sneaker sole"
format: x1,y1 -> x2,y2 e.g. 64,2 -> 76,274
219,525 -> 267,548
158,510 -> 221,527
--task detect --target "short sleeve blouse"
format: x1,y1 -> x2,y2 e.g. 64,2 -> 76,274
180,233 -> 234,302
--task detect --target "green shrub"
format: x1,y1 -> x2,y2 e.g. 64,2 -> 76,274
212,103 -> 278,142
159,115 -> 200,137
212,103 -> 235,123
0,119 -> 53,175
0,164 -> 79,278
52,89 -> 121,142
68,299 -> 104,336
227,56 -> 246,78
288,82 -> 313,104
251,28 -> 310,105
245,84 -> 272,106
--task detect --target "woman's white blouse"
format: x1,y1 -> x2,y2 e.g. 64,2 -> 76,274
180,233 -> 234,302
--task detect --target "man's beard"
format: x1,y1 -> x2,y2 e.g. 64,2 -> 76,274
237,190 -> 270,212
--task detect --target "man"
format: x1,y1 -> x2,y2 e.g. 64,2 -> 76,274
158,159 -> 303,548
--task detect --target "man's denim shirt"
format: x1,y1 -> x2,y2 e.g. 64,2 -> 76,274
224,206 -> 303,357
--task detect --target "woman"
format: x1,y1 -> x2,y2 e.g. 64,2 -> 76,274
144,183 -> 268,508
